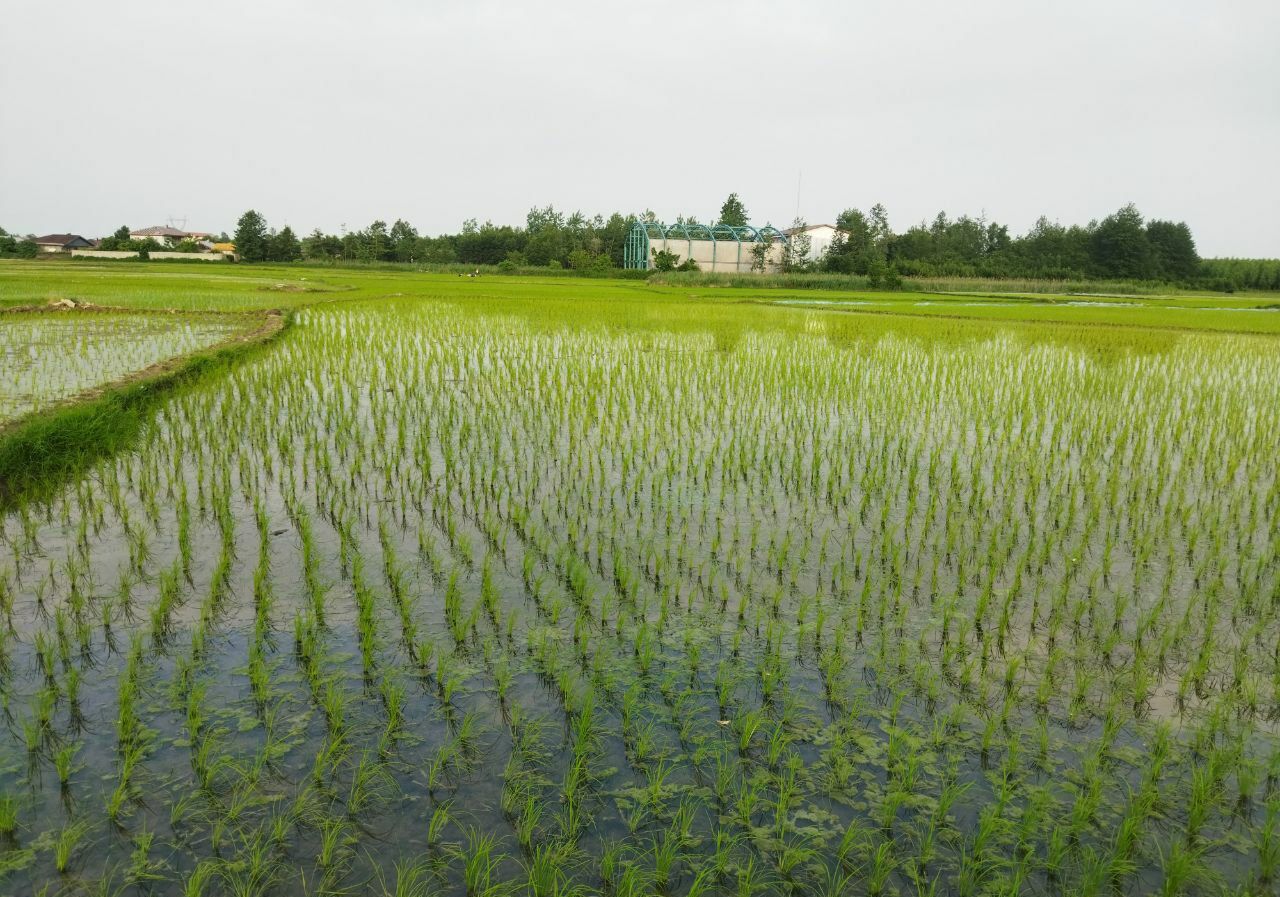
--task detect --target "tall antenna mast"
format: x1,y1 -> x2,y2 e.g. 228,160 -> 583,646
167,215 -> 188,232
795,171 -> 802,222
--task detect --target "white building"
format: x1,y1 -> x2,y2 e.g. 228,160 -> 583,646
783,224 -> 844,265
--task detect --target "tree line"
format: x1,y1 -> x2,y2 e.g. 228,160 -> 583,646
224,197 -> 1274,290
0,228 -> 39,258
231,208 -> 635,270
824,202 -> 1203,284
4,199 -> 1277,291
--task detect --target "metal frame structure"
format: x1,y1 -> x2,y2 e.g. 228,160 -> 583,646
623,220 -> 789,270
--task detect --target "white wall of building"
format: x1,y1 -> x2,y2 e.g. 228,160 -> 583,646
645,237 -> 785,273
71,250 -> 233,261
789,225 -> 841,264
149,251 -> 231,261
71,250 -> 140,259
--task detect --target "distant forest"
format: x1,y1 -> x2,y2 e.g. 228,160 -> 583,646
4,197 -> 1278,290
247,197 -> 1275,290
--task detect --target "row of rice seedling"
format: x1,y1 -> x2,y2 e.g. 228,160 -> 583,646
0,311 -> 248,422
0,294 -> 1276,895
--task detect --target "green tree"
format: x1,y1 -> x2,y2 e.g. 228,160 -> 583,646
302,229 -> 343,259
366,220 -> 391,261
984,222 -> 1011,255
417,236 -> 459,264
718,193 -> 748,227
652,247 -> 681,271
749,234 -> 775,273
783,218 -> 811,272
1090,204 -> 1154,279
456,221 -> 522,265
389,219 -> 419,262
526,205 -> 566,233
234,210 -> 270,262
1145,219 -> 1199,281
1016,217 -> 1092,277
567,247 -> 612,271
525,228 -> 566,267
825,208 -> 878,274
99,226 -> 131,251
269,226 -> 302,262
599,213 -> 634,267
866,254 -> 902,289
128,237 -> 161,260
868,203 -> 891,255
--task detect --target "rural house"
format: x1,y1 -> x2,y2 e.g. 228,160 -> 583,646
33,233 -> 93,253
129,226 -> 212,247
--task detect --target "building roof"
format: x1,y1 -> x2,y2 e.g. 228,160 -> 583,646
33,233 -> 89,246
783,224 -> 840,235
211,242 -> 236,252
130,226 -> 190,238
630,221 -> 790,242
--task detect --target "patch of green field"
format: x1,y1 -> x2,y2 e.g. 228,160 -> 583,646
0,260 -> 355,311
6,259 -> 1279,335
0,264 -> 1278,895
0,311 -> 249,422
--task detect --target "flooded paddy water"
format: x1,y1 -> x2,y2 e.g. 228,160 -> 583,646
0,297 -> 1278,896
0,311 -> 249,423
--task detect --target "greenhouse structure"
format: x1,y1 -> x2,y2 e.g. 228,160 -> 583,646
623,221 -> 790,273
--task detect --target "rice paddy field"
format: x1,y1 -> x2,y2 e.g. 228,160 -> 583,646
0,312 -> 251,424
1,260 -> 1279,896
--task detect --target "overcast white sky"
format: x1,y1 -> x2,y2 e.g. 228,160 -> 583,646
2,1 -> 1277,256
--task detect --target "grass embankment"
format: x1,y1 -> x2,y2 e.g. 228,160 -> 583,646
0,310 -> 286,507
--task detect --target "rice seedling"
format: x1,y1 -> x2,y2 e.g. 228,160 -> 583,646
427,801 -> 453,851
0,794 -> 17,839
55,741 -> 80,788
2,269 -> 1278,894
54,818 -> 93,874
377,857 -> 437,897
127,826 -> 166,884
0,311 -> 248,423
451,826 -> 506,897
181,860 -> 220,897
